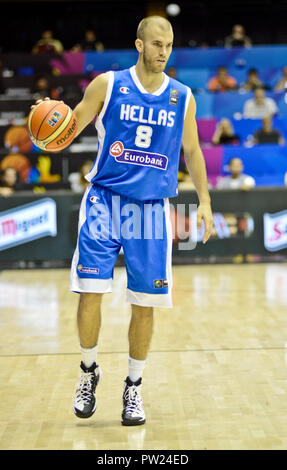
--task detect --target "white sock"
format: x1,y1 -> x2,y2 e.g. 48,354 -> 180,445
81,345 -> 98,368
128,356 -> 146,383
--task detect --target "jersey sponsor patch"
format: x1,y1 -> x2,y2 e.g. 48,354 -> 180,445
78,264 -> 99,274
110,141 -> 168,171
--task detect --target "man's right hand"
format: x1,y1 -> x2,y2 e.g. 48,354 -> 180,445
30,96 -> 51,110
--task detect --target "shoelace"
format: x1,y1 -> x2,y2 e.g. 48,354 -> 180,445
75,372 -> 95,405
123,385 -> 143,415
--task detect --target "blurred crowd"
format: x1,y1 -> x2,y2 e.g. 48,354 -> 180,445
1,23 -> 287,197
31,29 -> 105,55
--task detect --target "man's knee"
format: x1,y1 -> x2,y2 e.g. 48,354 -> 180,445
79,292 -> 103,307
131,305 -> 153,318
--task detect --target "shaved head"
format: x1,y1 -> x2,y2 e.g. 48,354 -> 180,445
135,16 -> 173,74
137,16 -> 173,42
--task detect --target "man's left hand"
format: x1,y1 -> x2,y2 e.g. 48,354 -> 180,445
197,203 -> 213,244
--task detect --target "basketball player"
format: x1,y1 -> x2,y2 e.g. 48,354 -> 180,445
34,16 -> 213,426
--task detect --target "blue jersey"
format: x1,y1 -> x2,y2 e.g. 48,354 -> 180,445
86,66 -> 191,201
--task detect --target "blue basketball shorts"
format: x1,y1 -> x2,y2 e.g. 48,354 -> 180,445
70,183 -> 173,307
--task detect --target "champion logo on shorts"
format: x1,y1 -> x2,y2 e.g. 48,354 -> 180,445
110,141 -> 168,171
78,264 -> 100,274
90,196 -> 100,203
120,87 -> 130,94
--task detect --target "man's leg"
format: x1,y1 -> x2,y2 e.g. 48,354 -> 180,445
73,293 -> 103,419
77,292 -> 103,350
122,305 -> 153,426
129,304 -> 153,360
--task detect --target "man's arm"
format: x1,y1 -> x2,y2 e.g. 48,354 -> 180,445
73,72 -> 109,137
182,92 -> 213,243
32,72 -> 109,139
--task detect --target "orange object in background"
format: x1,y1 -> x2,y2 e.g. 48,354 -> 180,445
4,125 -> 33,154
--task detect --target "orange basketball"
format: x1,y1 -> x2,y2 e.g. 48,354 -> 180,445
27,100 -> 77,152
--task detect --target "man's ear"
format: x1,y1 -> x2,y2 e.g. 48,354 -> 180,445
135,38 -> 143,53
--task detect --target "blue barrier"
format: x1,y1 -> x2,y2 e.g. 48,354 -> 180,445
83,46 -> 287,73
230,117 -> 287,141
83,47 -> 287,118
171,46 -> 287,70
85,50 -> 138,72
177,67 -> 283,90
194,91 -> 287,118
222,144 -> 287,177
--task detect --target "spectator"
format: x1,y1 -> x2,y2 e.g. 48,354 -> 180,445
0,154 -> 31,182
208,66 -> 237,92
243,87 -> 278,119
252,116 -> 285,145
212,118 -> 240,145
0,167 -> 18,197
274,66 -> 287,91
32,76 -> 61,100
72,30 -> 104,52
68,160 -> 94,193
32,30 -> 64,54
240,68 -> 264,92
224,24 -> 252,48
216,158 -> 255,190
167,67 -> 177,79
0,59 -> 5,94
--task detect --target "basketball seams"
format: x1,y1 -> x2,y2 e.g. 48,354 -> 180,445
35,102 -> 65,140
27,102 -> 42,137
28,101 -> 77,151
38,104 -> 70,141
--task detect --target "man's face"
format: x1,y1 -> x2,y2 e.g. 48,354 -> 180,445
255,89 -> 265,102
37,78 -> 49,90
42,31 -> 52,42
138,25 -> 173,73
249,72 -> 258,83
233,25 -> 244,38
229,159 -> 243,177
2,168 -> 17,187
86,31 -> 96,42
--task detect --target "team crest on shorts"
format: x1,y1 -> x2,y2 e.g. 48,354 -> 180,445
154,279 -> 168,288
47,110 -> 62,127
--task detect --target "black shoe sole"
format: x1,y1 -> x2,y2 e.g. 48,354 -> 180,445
74,403 -> 97,419
121,418 -> 146,426
74,410 -> 95,419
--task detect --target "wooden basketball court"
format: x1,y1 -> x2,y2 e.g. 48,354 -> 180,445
0,263 -> 287,450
